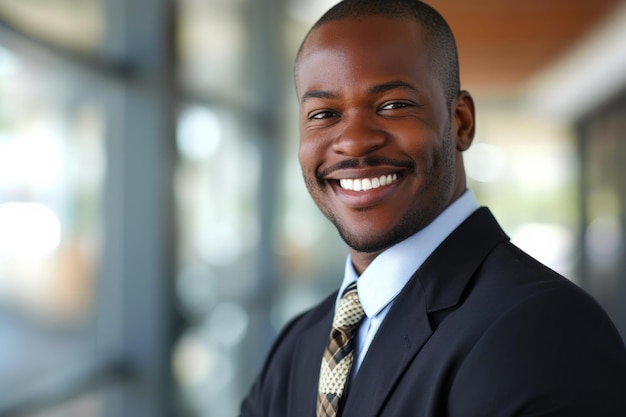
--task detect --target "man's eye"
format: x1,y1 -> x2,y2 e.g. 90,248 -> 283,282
310,111 -> 336,120
380,102 -> 411,111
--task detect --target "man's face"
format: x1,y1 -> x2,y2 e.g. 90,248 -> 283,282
295,16 -> 472,264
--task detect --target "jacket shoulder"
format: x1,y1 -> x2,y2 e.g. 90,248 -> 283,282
448,256 -> 626,416
238,291 -> 336,417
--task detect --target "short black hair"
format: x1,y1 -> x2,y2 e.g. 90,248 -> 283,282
297,0 -> 460,108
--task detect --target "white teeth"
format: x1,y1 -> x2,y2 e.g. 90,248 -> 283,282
339,174 -> 399,191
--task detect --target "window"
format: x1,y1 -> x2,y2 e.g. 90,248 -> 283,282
0,1 -> 176,415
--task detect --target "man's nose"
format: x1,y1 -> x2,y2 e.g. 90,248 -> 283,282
332,113 -> 387,156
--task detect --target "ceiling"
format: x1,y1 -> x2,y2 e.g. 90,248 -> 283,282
426,0 -> 623,97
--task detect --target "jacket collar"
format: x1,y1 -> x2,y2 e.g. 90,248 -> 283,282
419,207 -> 509,313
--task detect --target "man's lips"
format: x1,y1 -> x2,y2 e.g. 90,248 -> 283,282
333,178 -> 401,209
317,158 -> 413,206
322,167 -> 407,208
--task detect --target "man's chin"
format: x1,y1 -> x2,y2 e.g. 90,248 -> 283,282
337,227 -> 409,254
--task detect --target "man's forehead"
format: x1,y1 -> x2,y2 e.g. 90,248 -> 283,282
298,15 -> 426,58
297,17 -> 429,74
294,32 -> 440,106
295,16 -> 430,85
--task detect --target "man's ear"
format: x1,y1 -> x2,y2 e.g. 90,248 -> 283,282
453,90 -> 475,152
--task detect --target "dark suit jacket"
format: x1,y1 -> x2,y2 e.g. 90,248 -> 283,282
239,208 -> 626,416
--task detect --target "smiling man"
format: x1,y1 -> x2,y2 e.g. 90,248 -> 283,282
296,8 -> 474,274
239,1 -> 626,416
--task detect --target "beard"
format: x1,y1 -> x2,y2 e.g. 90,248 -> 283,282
303,129 -> 456,254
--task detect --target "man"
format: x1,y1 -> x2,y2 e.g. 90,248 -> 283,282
239,0 -> 626,416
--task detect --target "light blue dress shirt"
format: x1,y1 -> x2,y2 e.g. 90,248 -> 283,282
336,190 -> 480,376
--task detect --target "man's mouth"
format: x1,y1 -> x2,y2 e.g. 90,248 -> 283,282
338,173 -> 399,192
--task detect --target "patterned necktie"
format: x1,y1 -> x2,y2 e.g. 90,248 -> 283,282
317,282 -> 365,417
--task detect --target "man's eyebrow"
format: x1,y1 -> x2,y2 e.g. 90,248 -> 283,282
300,81 -> 417,104
300,90 -> 338,104
367,80 -> 418,95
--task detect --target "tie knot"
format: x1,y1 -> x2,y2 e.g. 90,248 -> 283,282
333,282 -> 365,330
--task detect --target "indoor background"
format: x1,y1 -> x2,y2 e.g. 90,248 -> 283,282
0,0 -> 625,416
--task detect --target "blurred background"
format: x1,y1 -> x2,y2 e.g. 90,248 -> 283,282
0,0 -> 625,415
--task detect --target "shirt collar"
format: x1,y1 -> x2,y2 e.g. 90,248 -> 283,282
338,190 -> 480,317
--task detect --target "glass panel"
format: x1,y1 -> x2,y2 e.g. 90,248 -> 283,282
174,104 -> 260,416
0,0 -> 104,53
577,95 -> 626,343
175,105 -> 260,270
0,42 -> 104,412
463,108 -> 579,280
177,0 -> 248,99
28,392 -> 102,417
583,109 -> 625,290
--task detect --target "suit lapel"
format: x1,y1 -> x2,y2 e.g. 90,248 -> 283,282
341,274 -> 432,417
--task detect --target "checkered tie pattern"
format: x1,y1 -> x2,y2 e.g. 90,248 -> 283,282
317,282 -> 365,417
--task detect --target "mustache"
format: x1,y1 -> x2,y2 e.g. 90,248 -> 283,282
318,156 -> 415,179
